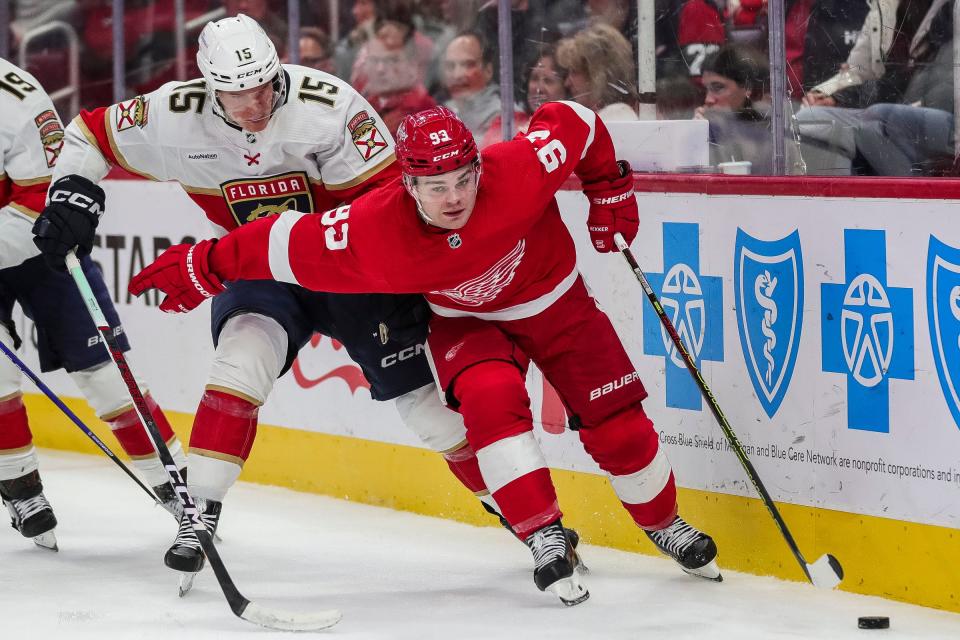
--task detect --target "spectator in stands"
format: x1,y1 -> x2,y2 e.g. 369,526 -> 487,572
657,76 -> 703,120
224,0 -> 287,56
439,31 -> 502,141
477,43 -> 568,148
474,0 -> 571,104
730,0 -> 871,99
801,0 -> 941,108
335,0 -> 378,80
412,0 -> 457,93
797,0 -> 951,174
556,22 -> 638,121
523,44 -> 567,113
850,8 -> 955,176
656,0 -> 725,80
351,0 -> 434,93
585,0 -> 637,47
436,0 -> 484,33
695,44 -> 775,173
296,27 -> 335,75
357,17 -> 437,135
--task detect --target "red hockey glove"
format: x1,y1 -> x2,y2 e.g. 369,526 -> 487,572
128,240 -> 225,313
583,160 -> 638,253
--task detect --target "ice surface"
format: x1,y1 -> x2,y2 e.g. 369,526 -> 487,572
1,450 -> 957,639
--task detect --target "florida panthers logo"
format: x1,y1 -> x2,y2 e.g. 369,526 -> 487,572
927,235 -> 960,429
660,263 -> 705,367
841,274 -> 894,387
433,240 -> 525,307
220,171 -> 313,227
734,229 -> 804,418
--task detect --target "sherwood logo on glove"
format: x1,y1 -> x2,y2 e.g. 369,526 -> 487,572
186,247 -> 215,298
50,190 -> 103,216
590,190 -> 634,205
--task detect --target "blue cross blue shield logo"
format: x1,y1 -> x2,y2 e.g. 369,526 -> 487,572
734,229 -> 804,418
926,235 -> 960,430
821,229 -> 914,433
643,222 -> 723,410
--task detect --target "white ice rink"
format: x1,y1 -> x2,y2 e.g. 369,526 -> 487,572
1,450 -> 957,639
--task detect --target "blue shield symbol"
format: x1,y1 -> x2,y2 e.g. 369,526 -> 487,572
734,229 -> 804,418
927,235 -> 960,430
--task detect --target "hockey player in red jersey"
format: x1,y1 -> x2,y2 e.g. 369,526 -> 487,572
30,14 -> 540,591
129,101 -> 722,604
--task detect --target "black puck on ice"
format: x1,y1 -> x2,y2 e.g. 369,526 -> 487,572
858,616 -> 890,629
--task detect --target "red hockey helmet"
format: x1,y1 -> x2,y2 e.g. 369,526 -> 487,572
396,106 -> 479,177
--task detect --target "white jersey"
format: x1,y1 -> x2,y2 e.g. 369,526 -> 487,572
54,64 -> 397,236
0,58 -> 64,269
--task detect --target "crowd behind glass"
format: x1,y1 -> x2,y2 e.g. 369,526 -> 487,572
4,0 -> 955,177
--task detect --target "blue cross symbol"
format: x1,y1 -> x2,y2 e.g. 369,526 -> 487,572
643,222 -> 724,410
821,229 -> 914,433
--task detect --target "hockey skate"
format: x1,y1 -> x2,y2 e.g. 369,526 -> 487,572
645,515 -> 722,582
524,520 -> 589,606
152,480 -> 183,519
164,498 -> 221,596
482,502 -> 586,568
1,470 -> 58,551
154,474 -> 222,543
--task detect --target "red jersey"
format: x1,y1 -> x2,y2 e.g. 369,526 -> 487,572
209,101 -> 620,320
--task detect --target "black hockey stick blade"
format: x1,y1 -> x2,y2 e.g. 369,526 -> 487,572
612,234 -> 843,589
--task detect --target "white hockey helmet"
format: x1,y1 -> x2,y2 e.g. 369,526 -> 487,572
196,13 -> 286,124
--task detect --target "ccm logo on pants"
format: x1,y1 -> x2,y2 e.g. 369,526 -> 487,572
382,343 -> 425,368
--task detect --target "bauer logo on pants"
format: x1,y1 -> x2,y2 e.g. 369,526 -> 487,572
821,229 -> 914,433
642,222 -> 723,411
926,235 -> 960,430
734,229 -> 804,419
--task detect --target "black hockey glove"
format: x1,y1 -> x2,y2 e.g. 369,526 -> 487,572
32,175 -> 105,271
376,295 -> 431,346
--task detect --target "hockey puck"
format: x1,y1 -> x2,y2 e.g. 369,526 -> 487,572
858,616 -> 890,629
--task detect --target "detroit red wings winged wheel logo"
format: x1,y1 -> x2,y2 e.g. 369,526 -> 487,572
433,240 -> 525,307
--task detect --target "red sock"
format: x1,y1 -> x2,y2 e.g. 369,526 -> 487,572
188,390 -> 259,463
107,396 -> 176,458
443,442 -> 488,494
0,395 -> 31,452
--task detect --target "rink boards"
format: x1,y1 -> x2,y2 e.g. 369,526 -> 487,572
17,175 -> 960,612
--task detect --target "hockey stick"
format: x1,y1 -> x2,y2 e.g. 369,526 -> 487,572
612,233 -> 843,589
0,339 -> 162,508
65,251 -> 342,631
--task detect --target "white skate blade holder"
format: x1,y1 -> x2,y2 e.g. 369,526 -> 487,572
33,531 -> 58,551
808,554 -> 843,589
547,573 -> 590,607
684,558 -> 723,582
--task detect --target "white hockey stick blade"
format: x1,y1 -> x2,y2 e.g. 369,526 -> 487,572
807,554 -> 843,589
240,602 -> 342,632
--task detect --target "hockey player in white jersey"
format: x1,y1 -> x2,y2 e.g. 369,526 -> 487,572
0,58 -> 188,550
31,15 -> 558,588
